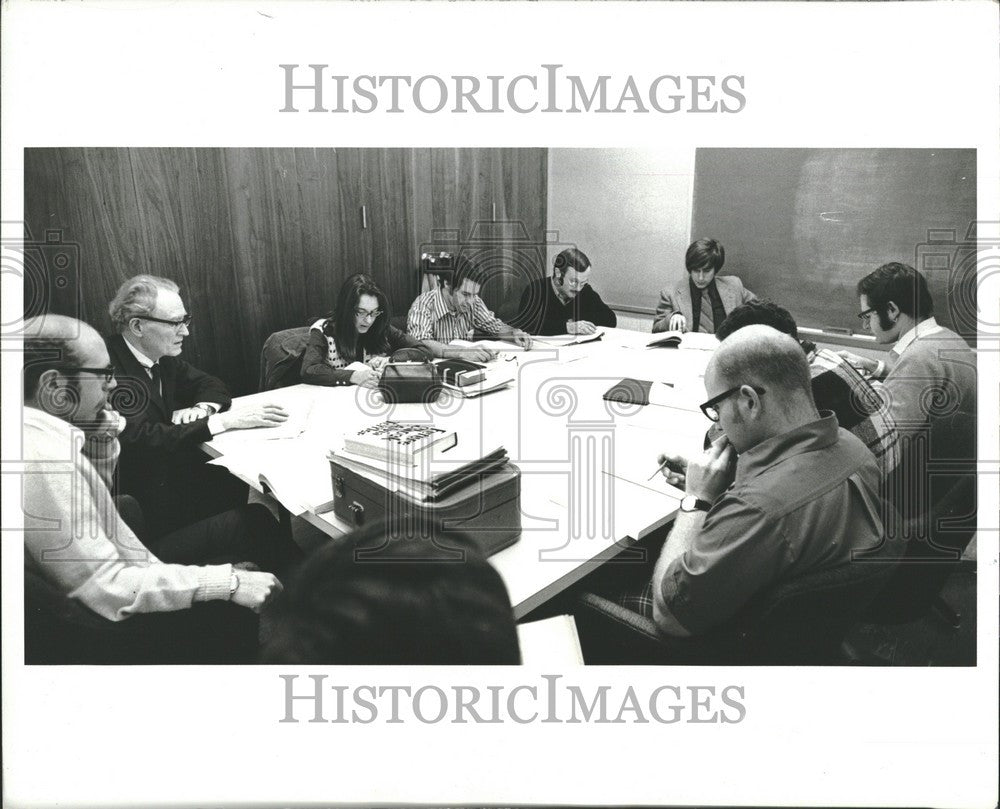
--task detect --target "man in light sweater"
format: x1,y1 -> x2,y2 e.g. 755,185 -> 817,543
22,315 -> 281,643
839,263 -> 976,438
839,263 -> 977,524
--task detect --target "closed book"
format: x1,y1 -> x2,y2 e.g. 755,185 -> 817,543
343,421 -> 458,467
435,358 -> 487,387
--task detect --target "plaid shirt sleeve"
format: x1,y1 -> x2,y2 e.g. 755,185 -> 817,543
470,295 -> 507,335
813,349 -> 901,477
406,294 -> 435,340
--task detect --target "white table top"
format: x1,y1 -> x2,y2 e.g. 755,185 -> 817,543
203,327 -> 717,618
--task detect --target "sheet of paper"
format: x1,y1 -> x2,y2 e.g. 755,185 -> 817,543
516,615 -> 585,666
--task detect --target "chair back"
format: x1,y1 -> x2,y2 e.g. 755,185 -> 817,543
721,560 -> 896,664
867,410 -> 977,624
575,559 -> 895,665
259,326 -> 311,391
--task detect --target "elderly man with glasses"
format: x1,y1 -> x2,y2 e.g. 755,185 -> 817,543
647,325 -> 884,637
105,275 -> 289,535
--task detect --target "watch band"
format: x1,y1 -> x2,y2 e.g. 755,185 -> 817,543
681,496 -> 712,513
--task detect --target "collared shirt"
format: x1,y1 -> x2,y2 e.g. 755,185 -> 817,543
22,406 -> 233,621
893,316 -> 943,358
657,413 -> 883,636
406,288 -> 507,342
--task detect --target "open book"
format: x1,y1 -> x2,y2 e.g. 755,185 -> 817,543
533,331 -> 605,347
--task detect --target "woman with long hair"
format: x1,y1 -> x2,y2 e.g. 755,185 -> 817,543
301,274 -> 431,388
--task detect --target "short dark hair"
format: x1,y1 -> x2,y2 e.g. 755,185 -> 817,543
716,300 -> 799,342
260,523 -> 521,665
553,247 -> 591,279
857,262 -> 934,321
452,254 -> 488,291
685,238 -> 726,274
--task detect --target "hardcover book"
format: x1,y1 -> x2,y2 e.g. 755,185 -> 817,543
343,421 -> 458,466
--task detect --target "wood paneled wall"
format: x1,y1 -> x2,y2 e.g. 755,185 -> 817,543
24,148 -> 548,395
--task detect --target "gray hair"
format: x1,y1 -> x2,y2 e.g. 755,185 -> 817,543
108,275 -> 179,333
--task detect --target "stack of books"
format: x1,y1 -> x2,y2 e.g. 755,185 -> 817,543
329,420 -> 509,502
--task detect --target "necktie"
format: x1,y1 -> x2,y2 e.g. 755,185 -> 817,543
149,363 -> 162,397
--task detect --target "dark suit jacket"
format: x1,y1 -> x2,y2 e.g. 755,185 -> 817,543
106,334 -> 232,498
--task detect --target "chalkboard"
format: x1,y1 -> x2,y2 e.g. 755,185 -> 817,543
691,148 -> 978,345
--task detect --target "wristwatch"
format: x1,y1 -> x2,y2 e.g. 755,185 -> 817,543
680,495 -> 712,513
229,572 -> 240,600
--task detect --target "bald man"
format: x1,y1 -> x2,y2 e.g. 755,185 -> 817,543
651,326 -> 884,637
22,315 -> 284,660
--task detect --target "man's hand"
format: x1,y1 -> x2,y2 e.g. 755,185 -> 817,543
566,320 -> 597,336
837,350 -> 878,376
229,570 -> 283,613
219,404 -> 290,431
656,452 -> 688,488
684,435 -> 736,503
452,347 -> 497,363
172,405 -> 210,425
511,329 -> 533,350
350,366 -> 381,388
668,313 -> 687,333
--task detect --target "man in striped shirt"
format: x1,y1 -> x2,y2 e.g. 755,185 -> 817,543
407,261 -> 533,352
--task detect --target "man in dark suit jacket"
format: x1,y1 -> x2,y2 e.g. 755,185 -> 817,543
106,275 -> 289,536
515,247 -> 617,336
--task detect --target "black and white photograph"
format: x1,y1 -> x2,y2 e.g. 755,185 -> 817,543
2,2 -> 998,808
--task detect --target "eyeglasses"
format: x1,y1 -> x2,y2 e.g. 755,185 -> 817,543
700,384 -> 766,422
856,307 -> 877,325
354,308 -> 382,321
65,365 -> 116,383
134,314 -> 193,329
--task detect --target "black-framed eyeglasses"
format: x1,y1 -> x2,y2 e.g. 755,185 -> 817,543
134,314 -> 193,329
65,365 -> 116,383
856,307 -> 877,324
700,384 -> 766,422
354,308 -> 382,320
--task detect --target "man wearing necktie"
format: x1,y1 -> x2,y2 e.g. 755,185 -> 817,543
106,275 -> 289,536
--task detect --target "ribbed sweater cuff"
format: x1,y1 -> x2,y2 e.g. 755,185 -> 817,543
195,564 -> 233,602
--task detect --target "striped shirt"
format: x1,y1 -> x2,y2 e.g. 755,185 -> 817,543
406,288 -> 508,342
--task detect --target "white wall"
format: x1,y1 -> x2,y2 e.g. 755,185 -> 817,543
546,148 -> 695,313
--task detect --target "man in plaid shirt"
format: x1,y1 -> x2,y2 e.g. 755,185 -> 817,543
714,300 -> 900,479
406,260 -> 533,353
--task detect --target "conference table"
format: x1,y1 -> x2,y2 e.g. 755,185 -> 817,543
203,327 -> 717,619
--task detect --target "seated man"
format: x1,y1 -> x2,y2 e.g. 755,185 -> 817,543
407,259 -> 533,354
715,300 -> 900,479
839,262 -> 977,443
261,523 -> 521,664
839,263 -> 977,527
105,275 -> 289,534
22,315 -> 284,661
650,326 -> 883,637
515,247 -> 617,336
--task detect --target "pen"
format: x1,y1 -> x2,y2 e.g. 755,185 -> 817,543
647,459 -> 670,481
